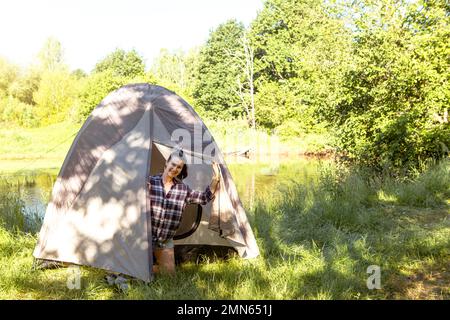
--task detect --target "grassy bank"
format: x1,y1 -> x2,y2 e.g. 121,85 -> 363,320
0,122 -> 82,173
204,118 -> 333,157
0,159 -> 448,299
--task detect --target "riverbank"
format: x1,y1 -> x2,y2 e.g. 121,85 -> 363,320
0,120 -> 333,174
0,122 -> 81,174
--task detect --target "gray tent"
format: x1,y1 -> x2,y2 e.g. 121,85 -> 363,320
33,83 -> 259,282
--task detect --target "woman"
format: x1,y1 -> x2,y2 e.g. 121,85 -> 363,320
148,149 -> 220,275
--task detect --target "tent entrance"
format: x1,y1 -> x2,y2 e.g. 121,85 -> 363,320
149,141 -> 202,240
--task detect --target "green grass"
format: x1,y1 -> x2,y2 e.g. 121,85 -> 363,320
0,159 -> 448,299
0,121 -> 82,173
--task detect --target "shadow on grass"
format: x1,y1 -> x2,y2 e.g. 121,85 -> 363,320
384,258 -> 450,299
252,160 -> 449,299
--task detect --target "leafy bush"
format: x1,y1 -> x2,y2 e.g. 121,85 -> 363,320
93,49 -> 145,78
76,70 -> 129,121
332,0 -> 450,172
0,96 -> 37,127
33,70 -> 78,126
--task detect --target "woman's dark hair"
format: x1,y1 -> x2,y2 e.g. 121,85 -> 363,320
166,149 -> 188,180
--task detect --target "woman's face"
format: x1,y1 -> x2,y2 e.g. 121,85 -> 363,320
164,156 -> 184,179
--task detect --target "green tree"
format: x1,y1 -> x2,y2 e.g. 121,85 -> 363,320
151,48 -> 188,90
93,48 -> 145,78
149,48 -> 200,109
250,0 -> 352,132
333,0 -> 450,171
193,20 -> 246,119
76,70 -> 129,121
0,57 -> 19,96
0,96 -> 36,127
183,47 -> 201,96
75,48 -> 149,121
8,69 -> 41,105
71,69 -> 87,79
33,70 -> 78,125
36,37 -> 65,72
0,57 -> 38,127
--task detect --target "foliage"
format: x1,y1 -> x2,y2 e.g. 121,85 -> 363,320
254,81 -> 306,132
8,69 -> 41,105
333,0 -> 450,171
71,69 -> 87,79
193,20 -> 246,119
2,1 -> 449,171
0,96 -> 36,127
75,49 -> 150,121
36,37 -> 65,72
151,48 -> 189,91
250,0 -> 352,132
93,48 -> 145,78
76,70 -> 129,121
149,48 -> 200,109
0,57 -> 19,95
33,70 -> 79,125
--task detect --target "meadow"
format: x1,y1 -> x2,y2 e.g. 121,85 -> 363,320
0,155 -> 448,299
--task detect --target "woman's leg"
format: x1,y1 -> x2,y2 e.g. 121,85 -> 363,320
153,247 -> 175,275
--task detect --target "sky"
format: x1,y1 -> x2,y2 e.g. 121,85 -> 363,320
0,0 -> 264,72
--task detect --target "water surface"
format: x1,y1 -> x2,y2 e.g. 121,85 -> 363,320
1,157 -> 328,231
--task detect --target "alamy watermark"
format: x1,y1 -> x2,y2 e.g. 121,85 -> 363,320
366,265 -> 381,290
168,117 -> 281,170
67,265 -> 81,290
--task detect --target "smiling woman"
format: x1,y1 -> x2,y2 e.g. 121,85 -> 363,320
148,148 -> 220,275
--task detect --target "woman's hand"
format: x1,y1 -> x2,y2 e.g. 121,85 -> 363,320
210,162 -> 221,193
212,161 -> 220,181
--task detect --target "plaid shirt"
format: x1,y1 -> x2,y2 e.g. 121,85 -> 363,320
147,174 -> 214,245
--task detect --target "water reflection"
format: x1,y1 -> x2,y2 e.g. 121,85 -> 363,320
1,157 -> 327,231
227,158 -> 325,210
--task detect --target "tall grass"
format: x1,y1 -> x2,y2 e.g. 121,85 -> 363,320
0,178 -> 44,234
0,159 -> 448,299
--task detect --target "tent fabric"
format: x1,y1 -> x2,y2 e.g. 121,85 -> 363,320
33,83 -> 259,282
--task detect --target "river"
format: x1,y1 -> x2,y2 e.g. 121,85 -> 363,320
1,156 -> 329,232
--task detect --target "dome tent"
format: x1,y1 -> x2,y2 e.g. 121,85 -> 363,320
33,83 -> 259,282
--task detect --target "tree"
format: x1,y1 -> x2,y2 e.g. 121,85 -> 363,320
8,69 -> 41,105
227,31 -> 256,129
193,20 -> 246,119
93,48 -> 145,78
249,0 -> 352,133
332,0 -> 450,171
149,48 -> 200,110
0,57 -> 39,127
72,69 -> 87,79
33,70 -> 78,125
76,70 -> 129,121
0,95 -> 36,127
0,57 -> 19,96
151,49 -> 187,90
36,37 -> 65,72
